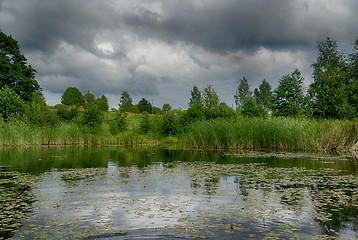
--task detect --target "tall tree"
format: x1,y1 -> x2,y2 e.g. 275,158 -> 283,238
119,90 -> 132,112
272,69 -> 305,117
203,85 -> 219,110
162,104 -> 172,113
347,39 -> 358,117
235,76 -> 251,108
61,87 -> 84,106
138,98 -> 152,113
309,38 -> 350,119
0,30 -> 41,102
189,86 -> 202,107
254,79 -> 272,108
95,95 -> 109,112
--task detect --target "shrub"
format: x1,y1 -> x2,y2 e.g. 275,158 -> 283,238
57,108 -> 79,122
161,113 -> 179,136
127,105 -> 141,114
139,112 -> 151,134
109,111 -> 128,135
24,101 -> 58,126
0,86 -> 25,121
81,104 -> 104,131
241,97 -> 268,118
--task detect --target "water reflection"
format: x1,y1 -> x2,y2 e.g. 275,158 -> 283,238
0,146 -> 357,239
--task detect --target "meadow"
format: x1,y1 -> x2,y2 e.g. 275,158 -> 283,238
1,113 -> 358,152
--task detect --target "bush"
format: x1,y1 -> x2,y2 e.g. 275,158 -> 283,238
127,105 -> 141,114
57,108 -> 79,122
24,101 -> 58,126
161,113 -> 179,136
139,112 -> 151,134
109,111 -> 128,135
0,86 -> 25,121
81,104 -> 104,132
241,97 -> 268,118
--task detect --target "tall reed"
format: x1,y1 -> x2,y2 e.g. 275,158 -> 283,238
185,117 -> 358,152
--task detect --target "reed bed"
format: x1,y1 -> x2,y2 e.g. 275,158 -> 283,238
1,116 -> 358,152
185,117 -> 358,152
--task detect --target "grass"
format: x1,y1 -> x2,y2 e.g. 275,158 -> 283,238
185,117 -> 358,152
1,114 -> 358,152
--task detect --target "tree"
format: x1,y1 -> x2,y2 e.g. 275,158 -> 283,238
0,30 -> 41,102
138,98 -> 152,113
241,97 -> 268,118
83,91 -> 95,105
203,85 -> 219,110
0,85 -> 24,121
119,90 -> 132,112
162,104 -> 172,114
82,104 -> 104,132
95,95 -> 109,112
189,86 -> 203,107
272,69 -> 305,117
61,87 -> 84,106
235,76 -> 251,108
254,79 -> 272,108
347,39 -> 358,117
309,38 -> 350,119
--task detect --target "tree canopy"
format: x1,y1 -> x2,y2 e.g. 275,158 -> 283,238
254,79 -> 272,109
203,85 -> 219,110
235,76 -> 251,108
138,98 -> 152,113
119,90 -> 132,112
309,38 -> 350,119
0,30 -> 41,102
189,86 -> 203,107
61,87 -> 84,106
273,69 -> 305,117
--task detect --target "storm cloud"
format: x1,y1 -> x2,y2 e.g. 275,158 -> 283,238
1,0 -> 358,108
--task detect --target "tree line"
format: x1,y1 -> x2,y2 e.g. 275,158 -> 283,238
2,28 -> 358,125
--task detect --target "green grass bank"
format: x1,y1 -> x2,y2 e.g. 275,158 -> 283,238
1,114 -> 358,152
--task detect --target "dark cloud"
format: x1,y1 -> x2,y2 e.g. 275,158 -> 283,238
1,0 -> 358,108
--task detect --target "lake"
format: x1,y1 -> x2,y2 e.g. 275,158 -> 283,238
1,146 -> 358,239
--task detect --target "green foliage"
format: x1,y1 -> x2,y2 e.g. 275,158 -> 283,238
109,111 -> 127,135
139,112 -> 151,134
189,86 -> 203,107
81,104 -> 104,131
83,91 -> 96,105
203,85 -> 219,110
95,95 -> 109,112
309,38 -> 350,119
235,76 -> 251,108
24,101 -> 58,126
57,108 -> 79,122
347,39 -> 358,118
161,113 -> 179,136
273,69 -> 305,117
127,105 -> 141,114
152,106 -> 163,115
0,30 -> 41,102
61,87 -> 84,106
138,98 -> 152,113
241,97 -> 268,118
119,90 -> 132,112
181,104 -> 205,125
254,79 -> 272,109
0,86 -> 25,121
162,104 -> 172,114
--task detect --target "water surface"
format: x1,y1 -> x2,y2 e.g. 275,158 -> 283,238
0,146 -> 358,239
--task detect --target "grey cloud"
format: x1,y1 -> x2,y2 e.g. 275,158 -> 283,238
1,0 -> 358,108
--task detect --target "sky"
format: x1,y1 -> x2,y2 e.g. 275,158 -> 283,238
1,0 -> 358,109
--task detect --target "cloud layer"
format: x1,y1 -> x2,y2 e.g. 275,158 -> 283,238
1,0 -> 358,108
